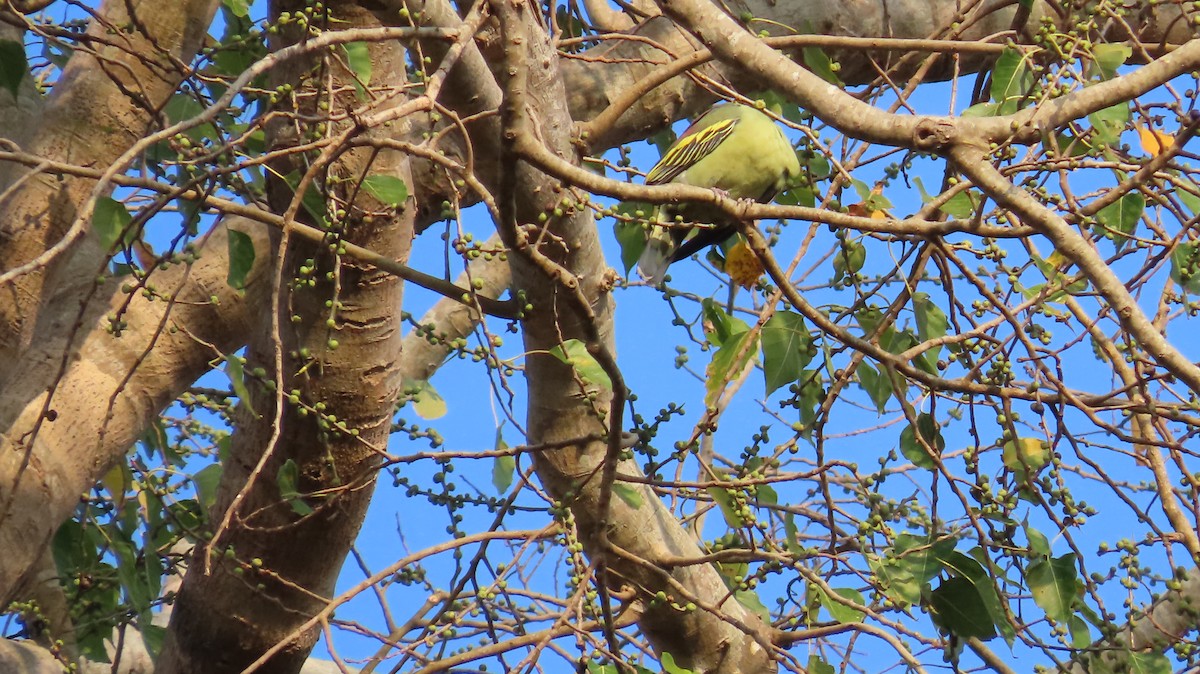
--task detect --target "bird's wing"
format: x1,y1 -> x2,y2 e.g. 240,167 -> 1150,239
644,117 -> 740,185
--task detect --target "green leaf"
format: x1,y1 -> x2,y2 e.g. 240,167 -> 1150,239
141,546 -> 163,610
407,379 -> 447,420
913,292 -> 947,366
1089,103 -> 1130,147
166,501 -> 201,540
735,588 -> 772,622
492,455 -> 515,494
819,587 -> 865,623
707,484 -> 747,528
343,42 -> 372,86
792,370 -> 823,438
705,330 -> 757,407
1024,522 -> 1052,558
164,94 -> 219,142
755,90 -> 804,124
1170,241 -> 1200,293
805,153 -> 831,181
1095,193 -> 1143,248
226,229 -> 256,290
755,483 -> 777,507
869,554 -> 925,607
851,179 -> 891,210
1089,43 -> 1131,80
660,652 -> 695,674
832,239 -> 865,281
991,47 -> 1034,115
1049,131 -> 1091,157
901,534 -> 956,573
172,198 -> 201,238
888,324 -> 937,375
224,357 -> 256,415
648,128 -> 677,158
1027,553 -> 1078,623
702,299 -> 751,347
1174,177 -> 1200,216
778,183 -> 815,208
761,311 -> 814,395
549,339 -> 613,391
113,537 -> 152,612
914,293 -> 948,343
492,428 -> 514,493
284,171 -> 329,226
869,534 -> 955,607
613,214 -> 649,274
1127,651 -> 1172,674
856,362 -> 891,413
193,463 -> 223,511
783,513 -> 803,555
930,576 -> 998,639
94,197 -> 135,252
962,101 -> 999,118
899,413 -> 943,469
221,0 -> 251,16
940,550 -> 1014,642
51,520 -> 89,576
362,175 -> 408,207
716,555 -> 749,586
1029,254 -> 1088,299
802,46 -> 841,85
612,483 -> 643,509
276,458 -> 313,516
0,39 -> 27,100
807,656 -> 835,674
855,305 -> 886,336
1068,614 -> 1091,649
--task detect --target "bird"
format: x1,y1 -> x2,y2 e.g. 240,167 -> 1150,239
636,102 -> 800,285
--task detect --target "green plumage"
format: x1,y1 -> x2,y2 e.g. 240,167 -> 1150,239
637,102 -> 801,284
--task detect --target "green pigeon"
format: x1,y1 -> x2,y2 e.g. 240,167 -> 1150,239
637,102 -> 801,285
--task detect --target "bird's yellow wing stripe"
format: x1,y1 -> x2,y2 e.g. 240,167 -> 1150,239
644,117 -> 739,185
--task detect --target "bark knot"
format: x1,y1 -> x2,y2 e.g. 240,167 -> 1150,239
913,118 -> 956,152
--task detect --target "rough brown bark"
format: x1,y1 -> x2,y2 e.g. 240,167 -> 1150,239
490,2 -> 775,671
157,3 -> 413,672
0,0 -> 221,374
0,217 -> 273,605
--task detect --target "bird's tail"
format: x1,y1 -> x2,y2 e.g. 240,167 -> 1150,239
636,222 -> 675,286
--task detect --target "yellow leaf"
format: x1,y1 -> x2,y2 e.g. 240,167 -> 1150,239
726,240 -> 763,289
1137,125 -> 1174,156
1046,251 -> 1069,268
847,201 -> 887,220
102,463 -> 130,508
1002,437 -> 1050,472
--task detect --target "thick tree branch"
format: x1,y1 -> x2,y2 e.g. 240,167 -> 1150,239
490,1 -> 777,671
157,5 -> 417,672
0,217 -> 272,605
0,0 -> 221,374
